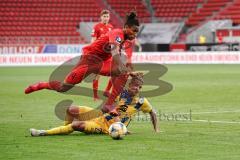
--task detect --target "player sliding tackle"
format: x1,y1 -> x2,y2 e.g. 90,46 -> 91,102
25,11 -> 140,116
30,73 -> 159,136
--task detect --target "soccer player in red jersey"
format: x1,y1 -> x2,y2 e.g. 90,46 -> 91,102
91,10 -> 113,42
103,37 -> 143,97
103,39 -> 135,97
91,10 -> 113,101
25,11 -> 140,115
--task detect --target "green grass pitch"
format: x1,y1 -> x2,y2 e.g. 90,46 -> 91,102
0,65 -> 240,160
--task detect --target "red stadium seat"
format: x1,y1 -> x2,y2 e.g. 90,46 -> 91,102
186,0 -> 234,26
151,0 -> 204,22
0,0 -> 103,44
106,0 -> 151,24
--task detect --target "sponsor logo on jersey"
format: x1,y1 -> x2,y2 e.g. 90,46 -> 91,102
115,36 -> 122,43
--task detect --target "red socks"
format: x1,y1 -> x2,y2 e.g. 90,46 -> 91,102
104,79 -> 112,93
106,74 -> 128,105
93,79 -> 99,99
25,82 -> 50,94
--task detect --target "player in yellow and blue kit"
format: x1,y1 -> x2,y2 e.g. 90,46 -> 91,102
30,73 -> 159,136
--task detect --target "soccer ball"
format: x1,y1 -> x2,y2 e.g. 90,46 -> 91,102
108,122 -> 127,140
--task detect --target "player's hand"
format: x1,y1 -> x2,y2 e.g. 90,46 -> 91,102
101,104 -> 119,116
129,72 -> 137,77
126,63 -> 133,71
118,63 -> 130,74
129,72 -> 143,77
111,63 -> 129,76
138,46 -> 142,52
109,109 -> 119,117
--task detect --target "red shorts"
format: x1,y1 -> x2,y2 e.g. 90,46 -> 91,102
64,54 -> 113,85
64,54 -> 128,105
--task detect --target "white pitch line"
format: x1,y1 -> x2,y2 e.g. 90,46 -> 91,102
191,110 -> 240,114
192,119 -> 240,124
134,110 -> 240,125
176,110 -> 240,115
134,118 -> 240,124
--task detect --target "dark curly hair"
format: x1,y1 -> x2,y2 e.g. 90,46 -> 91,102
124,11 -> 140,27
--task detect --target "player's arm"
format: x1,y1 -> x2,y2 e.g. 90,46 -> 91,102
112,49 -> 129,75
149,109 -> 159,133
111,45 -> 124,65
135,38 -> 142,52
110,39 -> 129,75
91,25 -> 98,43
140,98 -> 159,133
126,50 -> 133,71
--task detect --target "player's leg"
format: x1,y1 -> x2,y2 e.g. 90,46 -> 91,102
25,63 -> 89,94
103,74 -> 129,113
98,60 -> 129,115
64,106 -> 101,125
72,120 -> 108,134
64,105 -> 81,125
24,80 -> 74,94
99,58 -> 113,97
103,78 -> 112,97
25,54 -> 103,94
30,120 -> 107,136
30,120 -> 100,136
92,75 -> 100,101
30,123 -> 74,136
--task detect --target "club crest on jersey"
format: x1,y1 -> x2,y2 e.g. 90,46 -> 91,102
115,36 -> 122,44
138,97 -> 144,105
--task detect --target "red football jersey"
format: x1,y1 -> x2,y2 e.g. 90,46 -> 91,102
83,29 -> 125,61
91,23 -> 113,39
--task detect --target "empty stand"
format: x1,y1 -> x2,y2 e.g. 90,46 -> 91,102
0,0 -> 104,44
186,0 -> 231,26
1,0 -> 239,45
106,0 -> 151,23
151,0 -> 204,22
213,0 -> 240,25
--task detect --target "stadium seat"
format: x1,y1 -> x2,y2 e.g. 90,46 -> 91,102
151,0 -> 204,22
212,0 -> 240,25
186,0 -> 233,26
0,0 -> 103,44
106,0 -> 151,23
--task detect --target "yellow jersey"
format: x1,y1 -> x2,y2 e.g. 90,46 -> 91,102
102,90 -> 153,127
